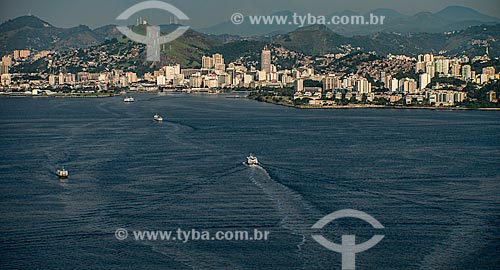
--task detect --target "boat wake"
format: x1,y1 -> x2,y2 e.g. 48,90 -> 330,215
246,164 -> 327,267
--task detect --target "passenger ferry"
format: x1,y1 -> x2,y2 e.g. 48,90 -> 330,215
246,154 -> 259,166
57,167 -> 69,178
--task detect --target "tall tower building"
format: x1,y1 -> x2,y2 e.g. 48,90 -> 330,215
261,46 -> 271,74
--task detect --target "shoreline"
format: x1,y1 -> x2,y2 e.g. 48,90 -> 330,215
1,92 -> 499,111
250,99 -> 500,111
0,93 -> 122,98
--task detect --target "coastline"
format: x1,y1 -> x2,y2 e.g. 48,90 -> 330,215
0,93 -> 122,98
249,98 -> 500,111
1,92 -> 499,111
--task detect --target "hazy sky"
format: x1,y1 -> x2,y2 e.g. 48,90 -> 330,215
1,0 -> 499,29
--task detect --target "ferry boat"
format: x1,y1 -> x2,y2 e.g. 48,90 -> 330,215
246,154 -> 259,166
154,114 -> 163,121
123,96 -> 135,103
57,167 -> 69,178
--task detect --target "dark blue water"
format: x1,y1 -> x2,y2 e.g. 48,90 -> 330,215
1,94 -> 499,269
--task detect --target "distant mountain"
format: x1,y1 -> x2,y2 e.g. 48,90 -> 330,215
200,6 -> 500,37
327,7 -> 499,36
273,25 -> 348,55
273,23 -> 500,57
3,13 -> 500,71
365,8 -> 406,21
93,24 -> 122,40
0,15 -> 103,54
0,15 -> 52,32
378,8 -> 499,34
435,6 -> 500,22
199,11 -> 298,37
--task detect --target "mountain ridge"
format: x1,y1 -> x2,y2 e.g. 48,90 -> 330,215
200,5 -> 500,37
1,14 -> 499,69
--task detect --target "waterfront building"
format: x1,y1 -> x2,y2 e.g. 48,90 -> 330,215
428,90 -> 467,106
126,72 -> 138,83
294,79 -> 304,93
487,91 -> 498,103
356,78 -> 371,94
323,75 -> 341,91
1,74 -> 11,86
157,75 -> 166,86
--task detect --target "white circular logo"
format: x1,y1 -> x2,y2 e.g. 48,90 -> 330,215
115,228 -> 129,240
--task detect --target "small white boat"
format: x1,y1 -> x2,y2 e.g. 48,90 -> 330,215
123,96 -> 135,102
57,167 -> 69,178
154,114 -> 163,121
246,154 -> 259,166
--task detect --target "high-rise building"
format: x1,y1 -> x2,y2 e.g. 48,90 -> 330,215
48,75 -> 57,86
323,75 -> 340,90
163,64 -> 180,80
419,73 -> 431,89
482,67 -> 495,77
424,53 -> 434,63
398,78 -> 417,94
213,54 -> 224,65
202,56 -> 214,69
173,74 -> 184,86
425,62 -> 435,78
189,74 -> 202,88
379,71 -> 386,83
462,65 -> 471,81
390,78 -> 399,92
416,61 -> 425,73
157,75 -> 166,86
201,54 -> 224,70
450,62 -> 461,78
58,73 -> 66,85
435,58 -> 450,75
126,72 -> 138,83
0,62 -> 8,75
1,55 -> 12,67
13,50 -> 30,60
356,78 -> 371,94
294,79 -> 304,92
261,46 -> 271,74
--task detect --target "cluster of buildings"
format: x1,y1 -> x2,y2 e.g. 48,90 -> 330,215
294,52 -> 498,106
0,47 -> 498,106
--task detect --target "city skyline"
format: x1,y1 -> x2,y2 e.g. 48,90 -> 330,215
2,43 -> 498,108
1,0 -> 499,29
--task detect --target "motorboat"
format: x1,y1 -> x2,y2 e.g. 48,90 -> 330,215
246,154 -> 259,166
123,96 -> 135,102
154,114 -> 163,121
57,167 -> 69,178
